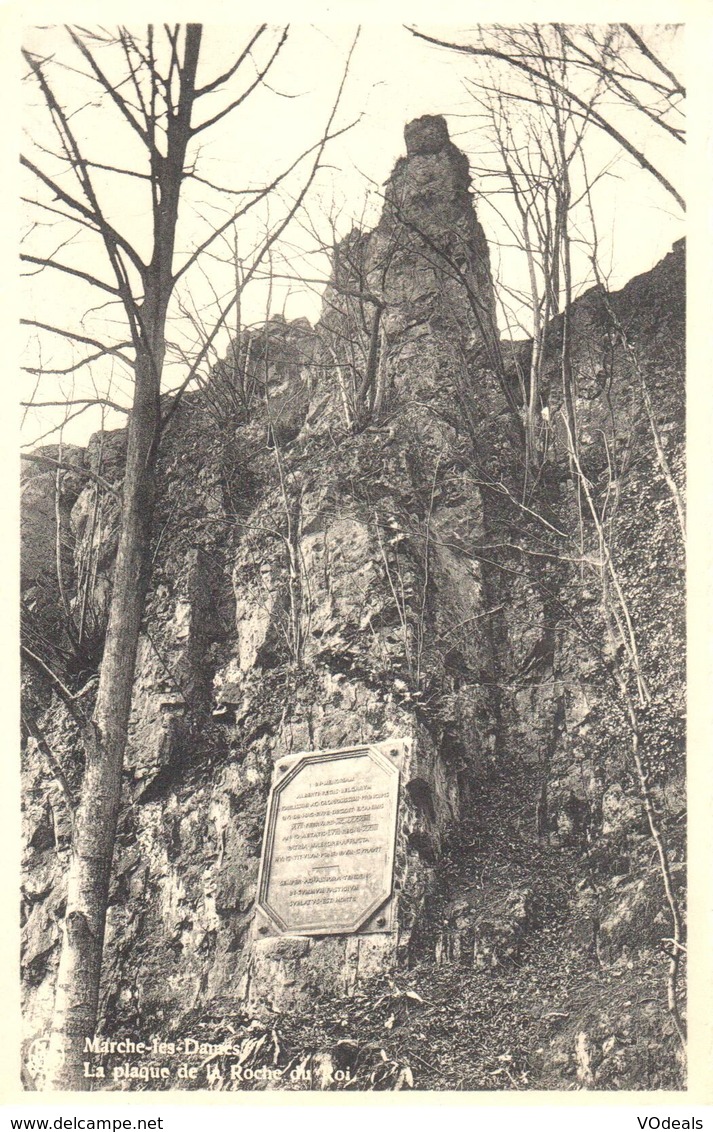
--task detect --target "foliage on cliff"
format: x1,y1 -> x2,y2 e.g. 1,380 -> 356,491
21,118 -> 685,1092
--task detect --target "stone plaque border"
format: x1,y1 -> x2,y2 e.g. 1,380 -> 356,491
255,741 -> 404,937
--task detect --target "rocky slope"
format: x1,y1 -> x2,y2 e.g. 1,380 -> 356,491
20,116 -> 685,1090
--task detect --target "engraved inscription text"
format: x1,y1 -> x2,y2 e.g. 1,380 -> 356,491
257,747 -> 400,934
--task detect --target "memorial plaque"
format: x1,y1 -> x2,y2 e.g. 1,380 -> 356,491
256,744 -> 401,935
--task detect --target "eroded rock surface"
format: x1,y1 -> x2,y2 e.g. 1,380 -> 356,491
20,116 -> 685,1090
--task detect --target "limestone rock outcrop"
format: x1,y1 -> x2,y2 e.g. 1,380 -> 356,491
20,116 -> 685,1090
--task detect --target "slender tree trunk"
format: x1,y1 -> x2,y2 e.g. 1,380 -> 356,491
372,326 -> 390,420
355,301 -> 383,424
43,353 -> 161,1090
42,25 -> 202,1089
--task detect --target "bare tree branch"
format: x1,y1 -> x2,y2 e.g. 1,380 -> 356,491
622,24 -> 685,96
191,27 -> 288,134
21,452 -> 121,496
406,26 -> 685,211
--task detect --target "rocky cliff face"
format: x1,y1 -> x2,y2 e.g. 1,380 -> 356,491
21,116 -> 685,1090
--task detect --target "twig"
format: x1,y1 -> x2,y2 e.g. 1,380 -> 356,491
22,709 -> 76,822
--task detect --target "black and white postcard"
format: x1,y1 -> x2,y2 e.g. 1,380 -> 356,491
4,0 -> 712,1112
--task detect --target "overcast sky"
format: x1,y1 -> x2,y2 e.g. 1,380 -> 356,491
18,19 -> 687,447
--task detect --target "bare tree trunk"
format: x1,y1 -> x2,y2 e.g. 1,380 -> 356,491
372,325 -> 390,420
43,351 -> 161,1090
22,22 -> 358,1088
42,25 -> 201,1089
355,301 -> 384,425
